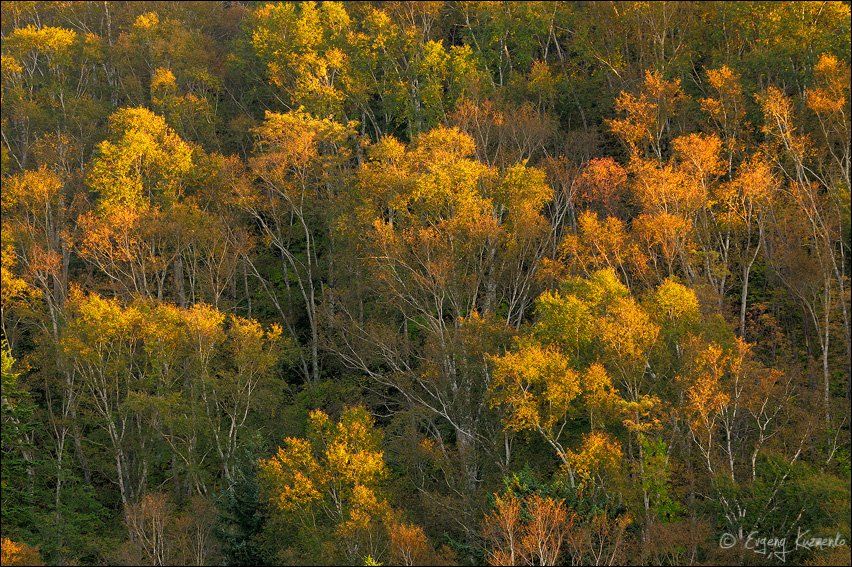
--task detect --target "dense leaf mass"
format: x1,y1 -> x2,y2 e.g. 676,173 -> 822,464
1,2 -> 850,565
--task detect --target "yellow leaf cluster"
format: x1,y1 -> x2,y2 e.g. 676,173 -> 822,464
717,154 -> 777,230
681,342 -> 732,428
262,437 -> 325,510
563,432 -> 623,490
1,54 -> 23,77
260,406 -> 388,515
806,53 -> 850,115
6,25 -> 77,57
4,166 -> 63,210
607,70 -> 685,157
599,297 -> 660,366
630,158 -> 705,217
0,538 -> 44,566
671,133 -> 725,181
489,343 -> 579,433
133,12 -> 160,31
563,211 -> 648,278
700,65 -> 746,141
532,289 -> 593,355
651,278 -> 700,326
582,363 -> 625,428
0,244 -> 38,311
88,107 -> 193,207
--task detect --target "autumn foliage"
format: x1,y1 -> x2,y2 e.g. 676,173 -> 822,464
1,2 -> 850,566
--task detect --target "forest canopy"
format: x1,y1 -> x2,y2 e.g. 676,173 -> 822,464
1,1 -> 850,565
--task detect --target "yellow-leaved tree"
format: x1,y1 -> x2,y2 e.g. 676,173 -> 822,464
259,406 -> 453,565
0,538 -> 44,566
